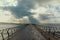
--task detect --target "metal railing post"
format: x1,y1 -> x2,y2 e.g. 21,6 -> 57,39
1,30 -> 4,40
11,29 -> 13,36
7,29 -> 10,40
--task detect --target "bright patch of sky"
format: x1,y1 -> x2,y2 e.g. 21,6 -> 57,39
0,10 -> 12,22
47,0 -> 60,18
0,0 -> 18,7
0,10 -> 19,23
0,0 -> 20,23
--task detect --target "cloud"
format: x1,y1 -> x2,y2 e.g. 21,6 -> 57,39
1,0 -> 35,18
29,0 -> 60,23
0,0 -> 18,7
0,0 -> 60,23
0,0 -> 38,23
0,10 -> 11,22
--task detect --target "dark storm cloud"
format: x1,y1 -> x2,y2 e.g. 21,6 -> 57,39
0,0 -> 40,24
1,0 -> 52,19
1,0 -> 53,23
2,0 -> 52,18
2,0 -> 35,18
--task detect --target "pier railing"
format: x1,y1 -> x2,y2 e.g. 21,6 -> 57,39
0,24 -> 60,40
39,25 -> 60,39
0,27 -> 19,40
33,24 -> 60,40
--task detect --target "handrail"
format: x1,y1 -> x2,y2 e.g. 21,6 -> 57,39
0,27 -> 18,40
33,24 -> 60,40
0,24 -> 27,40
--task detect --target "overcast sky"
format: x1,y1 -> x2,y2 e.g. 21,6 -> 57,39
0,0 -> 60,24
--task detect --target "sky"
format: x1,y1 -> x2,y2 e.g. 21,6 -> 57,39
0,0 -> 60,24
